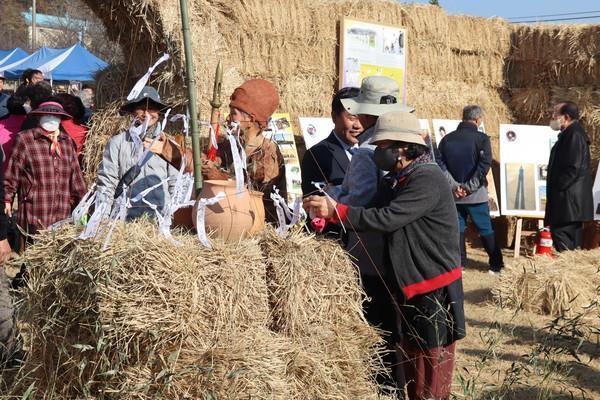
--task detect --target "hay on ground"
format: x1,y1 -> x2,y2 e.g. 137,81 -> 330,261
492,250 -> 600,319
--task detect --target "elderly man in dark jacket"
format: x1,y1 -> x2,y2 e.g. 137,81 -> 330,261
545,101 -> 594,251
438,105 -> 503,274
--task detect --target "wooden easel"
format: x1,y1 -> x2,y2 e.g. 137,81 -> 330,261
513,217 -> 544,258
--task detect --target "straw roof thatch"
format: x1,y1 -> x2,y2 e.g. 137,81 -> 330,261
1,223 -> 386,398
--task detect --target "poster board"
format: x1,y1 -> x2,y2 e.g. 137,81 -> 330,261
267,113 -> 302,201
431,119 -> 499,216
298,117 -> 334,150
593,161 -> 600,221
339,18 -> 407,103
419,119 -> 436,161
499,124 -> 558,218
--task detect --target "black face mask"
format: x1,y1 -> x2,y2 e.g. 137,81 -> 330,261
374,146 -> 401,171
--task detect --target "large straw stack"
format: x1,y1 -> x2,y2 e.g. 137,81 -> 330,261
507,24 -> 600,159
2,223 -> 386,399
80,0 -> 517,179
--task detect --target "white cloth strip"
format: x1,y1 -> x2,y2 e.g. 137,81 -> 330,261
127,53 -> 170,101
312,181 -> 347,234
196,192 -> 226,248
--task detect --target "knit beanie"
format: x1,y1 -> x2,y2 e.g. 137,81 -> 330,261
229,79 -> 279,128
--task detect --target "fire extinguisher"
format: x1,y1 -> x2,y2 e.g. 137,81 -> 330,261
535,227 -> 554,257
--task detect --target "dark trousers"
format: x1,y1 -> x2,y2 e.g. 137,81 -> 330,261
550,222 -> 583,252
456,203 -> 503,270
361,275 -> 398,388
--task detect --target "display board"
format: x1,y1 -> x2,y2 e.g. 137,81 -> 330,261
419,119 -> 436,161
298,117 -> 335,150
499,124 -> 558,218
268,113 -> 302,201
431,119 -> 499,216
339,18 -> 407,103
593,161 -> 600,221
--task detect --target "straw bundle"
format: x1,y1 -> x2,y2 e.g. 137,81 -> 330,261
3,222 -> 387,398
260,229 -> 386,398
492,250 -> 600,319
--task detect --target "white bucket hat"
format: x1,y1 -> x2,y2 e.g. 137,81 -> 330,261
371,111 -> 426,146
341,76 -> 414,116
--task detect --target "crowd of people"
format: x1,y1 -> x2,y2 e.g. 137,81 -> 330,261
0,67 -> 594,399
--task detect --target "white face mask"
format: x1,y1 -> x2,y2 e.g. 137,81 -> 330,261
549,118 -> 562,131
39,115 -> 61,132
23,103 -> 32,113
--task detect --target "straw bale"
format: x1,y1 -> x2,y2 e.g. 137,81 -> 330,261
3,222 -> 388,398
492,250 -> 600,319
6,221 -> 270,398
508,24 -> 600,88
260,228 -> 386,398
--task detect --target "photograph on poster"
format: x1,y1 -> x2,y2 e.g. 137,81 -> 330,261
593,161 -> 600,221
431,119 -> 461,145
269,112 -> 302,200
505,163 -> 536,211
298,117 -> 335,150
538,185 -> 547,211
499,124 -> 558,217
340,18 -> 406,101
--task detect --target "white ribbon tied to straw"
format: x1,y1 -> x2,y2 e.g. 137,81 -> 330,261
159,158 -> 195,245
270,189 -> 305,236
226,124 -> 245,196
312,181 -> 347,234
126,53 -> 170,101
72,184 -> 97,226
196,192 -> 227,248
77,191 -> 111,240
128,113 -> 151,148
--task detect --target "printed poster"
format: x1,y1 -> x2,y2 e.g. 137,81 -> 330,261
340,18 -> 407,103
499,124 -> 558,218
431,119 -> 499,216
419,119 -> 435,161
298,117 -> 334,150
267,113 -> 302,201
593,161 -> 600,221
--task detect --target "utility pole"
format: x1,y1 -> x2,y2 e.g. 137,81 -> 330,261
31,0 -> 37,51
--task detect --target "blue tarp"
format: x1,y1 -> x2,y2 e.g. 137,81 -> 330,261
0,48 -> 29,69
0,43 -> 107,81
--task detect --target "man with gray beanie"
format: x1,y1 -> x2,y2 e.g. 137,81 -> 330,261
438,105 -> 503,274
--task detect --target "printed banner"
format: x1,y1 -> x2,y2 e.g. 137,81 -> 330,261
268,113 -> 302,201
298,117 -> 335,150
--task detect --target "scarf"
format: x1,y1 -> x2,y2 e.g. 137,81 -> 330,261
44,130 -> 61,158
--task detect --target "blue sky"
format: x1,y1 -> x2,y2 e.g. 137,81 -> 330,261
404,0 -> 600,24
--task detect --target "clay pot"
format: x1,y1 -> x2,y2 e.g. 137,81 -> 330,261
249,190 -> 265,234
192,180 -> 265,242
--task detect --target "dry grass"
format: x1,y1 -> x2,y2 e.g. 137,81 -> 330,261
493,250 -> 600,319
0,222 -> 387,399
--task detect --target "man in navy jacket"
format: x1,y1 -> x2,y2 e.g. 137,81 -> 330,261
301,87 -> 362,197
438,105 -> 503,274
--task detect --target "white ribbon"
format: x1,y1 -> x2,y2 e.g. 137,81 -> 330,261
312,181 -> 346,234
128,113 -> 151,148
126,53 -> 170,101
270,189 -> 306,236
72,185 -> 97,225
77,188 -> 113,240
160,108 -> 172,132
226,131 -> 245,195
196,192 -> 227,248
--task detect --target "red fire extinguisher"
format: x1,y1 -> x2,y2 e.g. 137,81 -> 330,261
535,227 -> 554,257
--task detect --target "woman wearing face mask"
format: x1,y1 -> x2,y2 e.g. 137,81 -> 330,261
304,111 -> 465,399
96,86 -> 178,221
3,101 -> 87,249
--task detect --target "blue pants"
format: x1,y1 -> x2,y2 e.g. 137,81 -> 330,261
456,202 -> 494,235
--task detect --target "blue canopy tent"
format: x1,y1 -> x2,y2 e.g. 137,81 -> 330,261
0,43 -> 108,82
0,48 -> 29,69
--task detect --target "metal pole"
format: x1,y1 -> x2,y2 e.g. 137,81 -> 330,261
32,0 -> 37,51
178,0 -> 203,194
